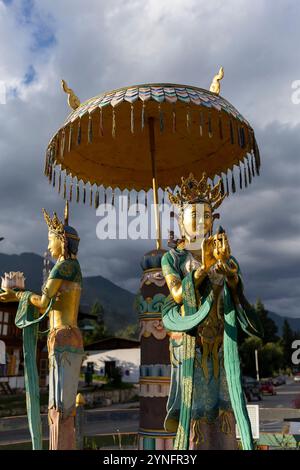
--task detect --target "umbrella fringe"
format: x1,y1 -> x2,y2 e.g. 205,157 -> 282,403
231,170 -> 236,194
99,107 -> 104,137
172,106 -> 176,133
239,163 -> 243,190
77,120 -> 81,145
230,120 -> 234,144
136,192 -> 139,214
251,152 -> 255,177
186,107 -> 191,133
58,168 -> 62,194
226,172 -> 229,195
159,105 -> 164,133
112,108 -> 116,139
83,185 -> 86,204
219,117 -> 223,140
220,177 -> 225,197
76,181 -> 80,203
131,105 -> 134,134
199,111 -> 203,137
68,124 -> 73,152
254,135 -> 261,175
112,189 -> 115,207
88,115 -> 93,143
141,103 -> 146,131
52,167 -> 56,188
95,189 -> 99,209
69,178 -> 73,202
90,186 -> 93,207
247,157 -> 252,184
48,164 -> 53,185
208,113 -> 212,138
244,161 -> 248,188
63,174 -> 67,199
60,129 -> 65,158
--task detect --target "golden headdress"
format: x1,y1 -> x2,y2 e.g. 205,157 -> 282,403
167,172 -> 226,212
42,201 -> 80,241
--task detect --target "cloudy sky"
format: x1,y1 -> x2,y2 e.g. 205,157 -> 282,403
0,0 -> 299,317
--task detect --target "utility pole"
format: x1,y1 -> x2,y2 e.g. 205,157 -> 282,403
255,349 -> 260,382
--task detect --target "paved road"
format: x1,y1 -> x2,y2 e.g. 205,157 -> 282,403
1,379 -> 300,445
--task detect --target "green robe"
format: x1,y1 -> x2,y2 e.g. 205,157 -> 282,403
161,248 -> 263,450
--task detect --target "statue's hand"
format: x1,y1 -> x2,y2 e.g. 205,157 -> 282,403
201,237 -> 217,272
213,232 -> 231,263
215,259 -> 239,286
0,288 -> 19,303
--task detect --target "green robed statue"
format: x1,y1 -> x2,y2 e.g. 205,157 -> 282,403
0,202 -> 83,450
161,173 -> 263,450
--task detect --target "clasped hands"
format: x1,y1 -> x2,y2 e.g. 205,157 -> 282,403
194,231 -> 238,286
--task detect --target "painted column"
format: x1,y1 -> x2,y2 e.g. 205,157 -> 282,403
138,249 -> 175,450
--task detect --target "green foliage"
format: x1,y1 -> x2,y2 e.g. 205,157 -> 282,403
255,299 -> 279,343
281,319 -> 295,368
115,322 -> 139,340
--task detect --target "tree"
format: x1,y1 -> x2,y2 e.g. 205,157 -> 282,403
239,336 -> 263,377
260,342 -> 284,377
83,300 -> 110,346
281,319 -> 295,368
116,323 -> 139,340
255,299 -> 279,343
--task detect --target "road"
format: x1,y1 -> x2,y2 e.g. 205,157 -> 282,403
0,379 -> 300,446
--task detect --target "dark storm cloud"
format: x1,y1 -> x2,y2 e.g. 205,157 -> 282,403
0,0 -> 299,317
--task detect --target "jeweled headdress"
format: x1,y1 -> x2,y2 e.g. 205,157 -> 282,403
42,201 -> 80,241
167,172 -> 226,212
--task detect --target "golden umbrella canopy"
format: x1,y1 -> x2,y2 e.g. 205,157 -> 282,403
44,73 -> 261,248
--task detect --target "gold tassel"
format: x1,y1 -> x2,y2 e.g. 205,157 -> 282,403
141,102 -> 146,131
112,108 -> 116,138
229,120 -> 234,144
130,104 -> 134,134
63,173 -> 67,199
231,170 -> 236,194
88,115 -> 93,143
172,106 -> 176,133
191,420 -> 205,446
95,189 -> 99,209
186,107 -> 191,133
77,120 -> 81,145
199,111 -> 203,137
219,117 -> 223,139
219,410 -> 232,435
244,162 -> 248,188
159,104 -> 164,132
99,107 -> 104,136
60,129 -> 65,158
58,168 -> 62,194
68,125 -> 73,152
208,114 -> 212,138
69,178 -> 73,202
89,186 -> 93,206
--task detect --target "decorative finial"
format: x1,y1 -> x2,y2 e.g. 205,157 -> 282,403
61,79 -> 81,110
64,200 -> 69,226
209,66 -> 224,95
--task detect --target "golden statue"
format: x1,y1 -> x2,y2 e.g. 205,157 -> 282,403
0,201 -> 83,450
161,172 -> 263,450
61,79 -> 81,110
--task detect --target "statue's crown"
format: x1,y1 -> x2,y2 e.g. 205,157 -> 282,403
167,172 -> 226,212
42,209 -> 65,238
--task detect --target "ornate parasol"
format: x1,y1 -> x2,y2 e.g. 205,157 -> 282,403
45,70 -> 261,248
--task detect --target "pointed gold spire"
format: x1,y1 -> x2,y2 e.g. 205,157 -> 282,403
209,66 -> 224,95
61,79 -> 81,110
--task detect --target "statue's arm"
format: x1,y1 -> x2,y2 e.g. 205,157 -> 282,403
29,278 -> 63,311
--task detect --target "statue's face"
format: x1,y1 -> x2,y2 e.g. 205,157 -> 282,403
182,202 -> 213,241
48,232 -> 63,259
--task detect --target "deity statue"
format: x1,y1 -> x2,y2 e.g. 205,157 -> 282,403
161,173 -> 263,450
0,202 -> 83,450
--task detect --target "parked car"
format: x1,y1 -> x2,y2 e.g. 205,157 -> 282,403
272,376 -> 286,386
242,376 -> 262,402
260,380 -> 276,395
294,373 -> 300,382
